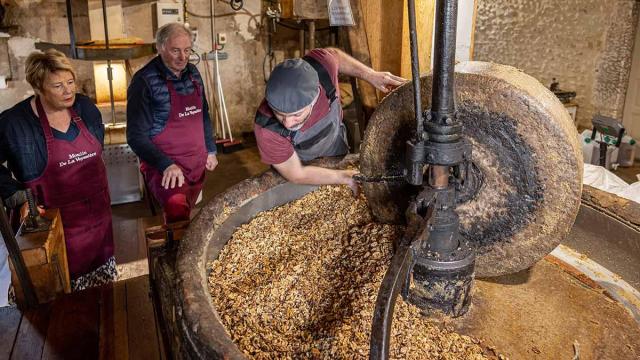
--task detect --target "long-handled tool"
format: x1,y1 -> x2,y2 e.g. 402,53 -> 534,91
0,197 -> 38,308
20,189 -> 51,234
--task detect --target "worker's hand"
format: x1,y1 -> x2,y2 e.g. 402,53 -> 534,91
367,71 -> 407,93
19,202 -> 45,222
206,153 -> 218,171
162,164 -> 185,189
340,169 -> 360,197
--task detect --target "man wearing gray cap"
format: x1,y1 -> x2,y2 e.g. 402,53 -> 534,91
254,48 -> 405,193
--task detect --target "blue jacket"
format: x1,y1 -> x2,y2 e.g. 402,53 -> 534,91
0,94 -> 104,201
126,56 -> 216,172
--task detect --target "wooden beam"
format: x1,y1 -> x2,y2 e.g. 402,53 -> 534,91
360,0 -> 403,79
346,0 -> 379,110
359,0 -> 434,91
469,0 -> 478,60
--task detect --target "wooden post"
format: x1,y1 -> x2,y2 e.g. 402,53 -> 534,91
346,0 -> 380,112
308,20 -> 316,51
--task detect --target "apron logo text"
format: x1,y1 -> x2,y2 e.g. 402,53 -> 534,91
59,151 -> 97,168
178,105 -> 202,118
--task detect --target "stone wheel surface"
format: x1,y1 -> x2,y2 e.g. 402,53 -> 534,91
360,61 -> 583,277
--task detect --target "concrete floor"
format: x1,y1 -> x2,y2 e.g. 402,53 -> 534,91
454,259 -> 640,359
613,163 -> 640,184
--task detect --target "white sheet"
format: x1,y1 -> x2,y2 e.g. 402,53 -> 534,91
583,163 -> 640,204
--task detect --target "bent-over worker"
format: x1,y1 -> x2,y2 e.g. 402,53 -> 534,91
254,48 -> 406,193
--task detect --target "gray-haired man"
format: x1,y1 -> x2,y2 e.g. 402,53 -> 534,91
127,22 -> 217,223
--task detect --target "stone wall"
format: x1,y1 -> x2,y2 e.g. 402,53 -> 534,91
0,0 -> 275,135
0,0 -> 93,111
474,0 -> 639,129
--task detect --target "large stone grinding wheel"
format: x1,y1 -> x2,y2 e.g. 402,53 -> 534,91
360,62 -> 583,277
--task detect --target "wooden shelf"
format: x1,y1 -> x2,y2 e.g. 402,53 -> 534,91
35,42 -> 155,61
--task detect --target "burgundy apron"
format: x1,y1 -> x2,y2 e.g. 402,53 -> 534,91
25,97 -> 114,280
139,76 -> 207,210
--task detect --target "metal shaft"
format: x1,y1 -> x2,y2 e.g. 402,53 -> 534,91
429,165 -> 449,189
26,189 -> 38,218
431,0 -> 458,123
65,0 -> 77,58
408,0 -> 475,319
407,0 -> 424,141
101,0 -> 116,125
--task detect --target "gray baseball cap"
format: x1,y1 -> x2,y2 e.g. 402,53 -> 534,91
266,58 -> 320,114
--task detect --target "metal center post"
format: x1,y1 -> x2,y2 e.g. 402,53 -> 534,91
370,0 -> 476,358
404,0 -> 475,317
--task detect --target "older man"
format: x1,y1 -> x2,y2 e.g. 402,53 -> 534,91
254,48 -> 405,193
127,23 -> 217,223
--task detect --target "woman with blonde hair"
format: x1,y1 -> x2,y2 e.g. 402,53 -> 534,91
0,49 -> 116,291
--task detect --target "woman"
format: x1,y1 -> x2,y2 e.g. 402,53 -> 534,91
0,49 -> 116,291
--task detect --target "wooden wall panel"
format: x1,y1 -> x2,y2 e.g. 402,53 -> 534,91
361,0 -> 435,86
361,0 -> 405,76
347,0 -> 380,109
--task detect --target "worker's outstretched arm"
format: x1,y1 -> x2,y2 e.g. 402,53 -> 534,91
273,152 -> 358,195
325,47 -> 406,93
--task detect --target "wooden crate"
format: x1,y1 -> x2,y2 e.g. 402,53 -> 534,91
9,209 -> 71,305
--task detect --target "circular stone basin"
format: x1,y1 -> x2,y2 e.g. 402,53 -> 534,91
172,156 -> 640,359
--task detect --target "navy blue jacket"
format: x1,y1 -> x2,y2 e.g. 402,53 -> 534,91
0,94 -> 104,201
126,56 -> 216,172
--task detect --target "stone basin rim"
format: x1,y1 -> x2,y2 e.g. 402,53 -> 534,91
172,156 -> 640,359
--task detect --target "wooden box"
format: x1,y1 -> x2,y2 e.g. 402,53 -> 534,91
9,209 -> 71,305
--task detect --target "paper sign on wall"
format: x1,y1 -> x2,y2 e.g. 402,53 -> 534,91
328,0 -> 354,26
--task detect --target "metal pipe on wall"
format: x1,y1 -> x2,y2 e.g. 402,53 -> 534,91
65,0 -> 77,58
101,0 -> 116,125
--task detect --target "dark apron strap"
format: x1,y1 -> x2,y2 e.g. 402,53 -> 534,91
302,55 -> 337,104
255,112 -> 296,139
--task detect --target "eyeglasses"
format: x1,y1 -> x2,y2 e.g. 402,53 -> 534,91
45,79 -> 76,94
